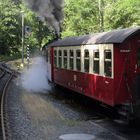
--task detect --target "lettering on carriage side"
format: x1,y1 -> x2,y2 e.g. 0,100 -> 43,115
120,50 -> 131,53
74,74 -> 77,81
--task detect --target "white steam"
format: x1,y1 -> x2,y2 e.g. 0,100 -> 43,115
21,57 -> 51,92
23,0 -> 64,36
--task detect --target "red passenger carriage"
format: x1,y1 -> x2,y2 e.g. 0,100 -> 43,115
46,27 -> 140,120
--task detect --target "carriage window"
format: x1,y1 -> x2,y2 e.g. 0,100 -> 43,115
76,50 -> 81,71
84,49 -> 89,72
63,50 -> 67,69
93,50 -> 99,74
69,50 -> 74,70
137,48 -> 140,67
54,50 -> 57,67
104,50 -> 112,77
58,50 -> 62,68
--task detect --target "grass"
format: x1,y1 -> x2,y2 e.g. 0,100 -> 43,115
0,54 -> 21,62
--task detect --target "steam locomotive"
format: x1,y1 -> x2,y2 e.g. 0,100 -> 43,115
44,26 -> 140,122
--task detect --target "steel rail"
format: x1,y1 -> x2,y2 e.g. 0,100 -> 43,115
0,63 -> 20,77
1,72 -> 14,140
0,71 -> 5,79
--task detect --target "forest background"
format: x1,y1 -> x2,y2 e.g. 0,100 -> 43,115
0,0 -> 140,58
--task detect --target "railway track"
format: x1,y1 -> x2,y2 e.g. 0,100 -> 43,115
0,63 -> 20,140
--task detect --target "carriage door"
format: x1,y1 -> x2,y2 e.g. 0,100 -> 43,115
135,47 -> 140,98
47,48 -> 53,82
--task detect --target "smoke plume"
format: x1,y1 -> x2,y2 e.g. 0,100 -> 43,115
21,56 -> 51,92
23,0 -> 64,37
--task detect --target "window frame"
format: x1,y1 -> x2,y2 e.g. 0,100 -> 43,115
63,50 -> 68,69
58,50 -> 62,68
54,50 -> 57,67
104,50 -> 112,77
93,50 -> 100,74
84,49 -> 89,73
69,50 -> 74,70
76,49 -> 81,71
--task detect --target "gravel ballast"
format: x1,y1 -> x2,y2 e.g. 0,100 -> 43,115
5,80 -> 125,140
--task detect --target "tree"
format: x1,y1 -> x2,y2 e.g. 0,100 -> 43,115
19,2 -> 56,51
62,0 -> 100,37
104,0 -> 140,29
62,0 -> 140,37
0,0 -> 54,55
0,0 -> 21,55
1,0 -> 140,56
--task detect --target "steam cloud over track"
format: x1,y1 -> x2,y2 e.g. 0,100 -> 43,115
23,0 -> 64,37
21,57 -> 51,92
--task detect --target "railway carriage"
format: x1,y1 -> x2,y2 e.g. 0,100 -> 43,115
45,27 -> 140,120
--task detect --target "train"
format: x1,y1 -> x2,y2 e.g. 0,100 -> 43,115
44,26 -> 140,122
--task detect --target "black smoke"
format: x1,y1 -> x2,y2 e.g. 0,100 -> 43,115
23,0 -> 64,37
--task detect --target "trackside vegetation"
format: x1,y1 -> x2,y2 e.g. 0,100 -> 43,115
0,0 -> 140,57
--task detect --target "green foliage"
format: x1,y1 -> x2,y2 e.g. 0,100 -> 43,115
62,0 -> 99,37
19,3 -> 53,51
62,0 -> 140,37
1,0 -> 140,57
0,0 -> 21,55
104,0 -> 140,29
0,0 -> 54,56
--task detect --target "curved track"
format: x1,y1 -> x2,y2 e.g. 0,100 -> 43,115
0,63 -> 19,140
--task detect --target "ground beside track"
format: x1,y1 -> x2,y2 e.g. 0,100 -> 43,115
6,81 -> 125,140
5,58 -> 139,140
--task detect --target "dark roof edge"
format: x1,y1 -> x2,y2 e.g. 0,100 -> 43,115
47,26 -> 140,47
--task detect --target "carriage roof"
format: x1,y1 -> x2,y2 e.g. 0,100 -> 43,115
48,26 -> 140,47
